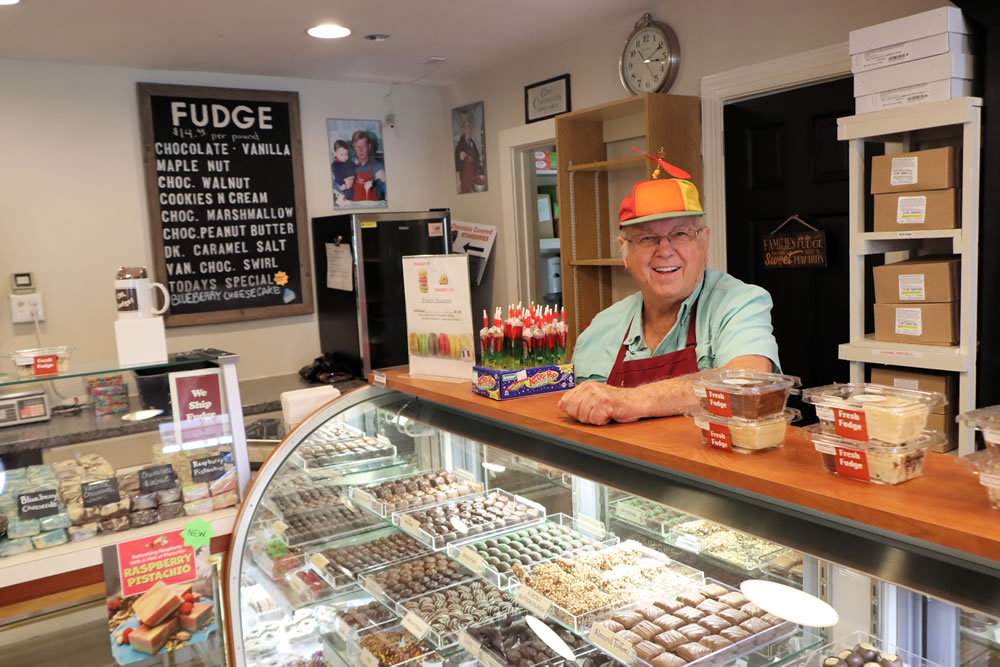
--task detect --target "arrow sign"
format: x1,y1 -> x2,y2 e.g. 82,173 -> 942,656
463,242 -> 485,253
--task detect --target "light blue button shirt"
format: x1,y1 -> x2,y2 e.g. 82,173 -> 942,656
572,268 -> 781,383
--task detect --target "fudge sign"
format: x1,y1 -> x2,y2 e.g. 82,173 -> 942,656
138,83 -> 313,326
169,369 -> 225,444
762,230 -> 827,269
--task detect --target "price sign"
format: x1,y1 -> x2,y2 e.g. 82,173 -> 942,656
366,579 -> 385,600
340,494 -> 356,511
675,534 -> 701,552
399,513 -> 423,536
457,546 -> 485,572
450,516 -> 470,534
272,520 -> 289,535
82,478 -> 120,508
590,621 -> 636,664
351,489 -> 374,511
139,464 -> 177,493
458,631 -> 482,658
191,455 -> 226,483
17,489 -> 60,520
335,619 -> 353,642
614,502 -> 646,525
575,514 -> 606,539
373,370 -> 387,387
514,585 -> 552,618
309,553 -> 329,570
401,611 -> 430,640
359,648 -> 380,667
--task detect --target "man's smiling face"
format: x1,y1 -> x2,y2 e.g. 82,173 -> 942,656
620,216 -> 710,306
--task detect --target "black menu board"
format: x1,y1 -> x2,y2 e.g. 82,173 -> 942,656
138,83 -> 313,326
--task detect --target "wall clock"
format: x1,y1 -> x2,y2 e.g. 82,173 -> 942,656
619,13 -> 680,96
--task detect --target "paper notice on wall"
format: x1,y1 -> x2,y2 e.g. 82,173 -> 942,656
402,254 -> 475,380
898,274 -> 925,301
896,196 -> 927,224
890,157 -> 918,186
895,308 -> 922,336
451,220 -> 497,286
325,242 -> 353,291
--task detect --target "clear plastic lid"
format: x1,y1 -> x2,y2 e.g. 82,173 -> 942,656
11,346 -> 71,361
957,406 -> 1000,438
959,449 -> 1000,485
691,368 -> 800,395
802,423 -> 942,453
687,407 -> 801,428
801,382 -> 946,413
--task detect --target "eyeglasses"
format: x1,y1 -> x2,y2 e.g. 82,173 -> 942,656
625,227 -> 703,249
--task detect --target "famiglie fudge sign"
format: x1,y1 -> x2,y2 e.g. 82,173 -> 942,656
138,83 -> 313,326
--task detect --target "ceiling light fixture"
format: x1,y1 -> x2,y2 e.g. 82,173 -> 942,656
307,24 -> 351,39
364,33 -> 390,42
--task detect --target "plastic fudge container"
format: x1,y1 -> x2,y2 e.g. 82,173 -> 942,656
958,405 -> 1000,453
688,408 -> 800,453
803,424 -> 940,485
802,382 -> 945,445
691,369 -> 800,419
959,449 -> 1000,510
9,346 -> 71,377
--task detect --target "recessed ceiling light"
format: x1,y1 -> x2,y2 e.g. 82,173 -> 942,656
0,0 -> 21,5
364,33 -> 390,42
307,24 -> 351,39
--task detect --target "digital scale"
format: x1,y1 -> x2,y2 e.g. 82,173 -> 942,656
0,388 -> 51,428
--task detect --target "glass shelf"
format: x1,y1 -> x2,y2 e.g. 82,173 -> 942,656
0,349 -> 230,389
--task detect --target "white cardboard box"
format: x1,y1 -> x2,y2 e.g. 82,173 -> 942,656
114,317 -> 168,366
854,52 -> 974,96
852,32 -> 971,73
855,78 -> 974,114
850,7 -> 970,54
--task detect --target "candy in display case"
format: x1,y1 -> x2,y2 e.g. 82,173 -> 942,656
358,553 -> 481,610
802,383 -> 945,445
270,504 -> 381,549
611,496 -> 687,535
307,527 -> 431,591
460,612 -> 600,667
793,630 -> 941,667
349,469 -> 484,518
664,519 -> 784,573
396,578 -> 518,651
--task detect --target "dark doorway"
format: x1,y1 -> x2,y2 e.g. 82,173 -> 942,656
723,77 -> 861,418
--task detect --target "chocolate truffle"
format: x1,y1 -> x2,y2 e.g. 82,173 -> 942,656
653,614 -> 684,631
720,626 -> 751,642
718,608 -> 750,626
637,605 -> 666,621
741,602 -> 766,617
676,642 -> 712,661
698,614 -> 732,633
718,591 -> 748,608
633,640 -> 664,662
696,599 -> 730,615
632,620 -> 662,641
840,653 -> 864,667
600,620 -> 625,634
740,617 -> 771,634
653,630 -> 687,651
878,653 -> 903,667
612,611 -> 643,629
677,591 -> 707,607
618,630 -> 644,646
674,607 -> 706,623
650,654 -> 687,667
855,643 -> 879,663
699,583 -> 729,599
822,659 -> 848,667
700,634 -> 733,651
679,623 -> 710,641
653,598 -> 684,614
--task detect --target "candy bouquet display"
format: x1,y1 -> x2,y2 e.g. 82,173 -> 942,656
472,303 -> 574,401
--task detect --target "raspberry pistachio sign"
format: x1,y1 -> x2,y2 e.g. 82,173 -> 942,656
117,529 -> 197,598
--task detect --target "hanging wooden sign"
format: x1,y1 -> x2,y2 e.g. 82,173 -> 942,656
762,215 -> 827,269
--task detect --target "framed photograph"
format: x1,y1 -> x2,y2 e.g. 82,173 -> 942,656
452,101 -> 487,194
327,118 -> 387,209
524,74 -> 571,124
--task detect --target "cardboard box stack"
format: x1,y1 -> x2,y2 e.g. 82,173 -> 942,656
871,146 -> 959,233
871,367 -> 957,452
873,255 -> 959,346
850,7 -> 974,114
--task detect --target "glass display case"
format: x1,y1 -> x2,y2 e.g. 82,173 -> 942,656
226,385 -> 1000,667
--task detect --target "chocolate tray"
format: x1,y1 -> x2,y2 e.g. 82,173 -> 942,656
665,520 -> 784,572
793,630 -> 941,667
393,579 -> 518,651
306,526 -> 432,592
391,489 -> 547,551
291,435 -> 398,473
269,507 -> 383,550
611,496 -> 689,536
321,598 -> 400,660
357,553 -> 481,611
588,578 -> 795,667
331,623 -> 443,667
349,468 -> 484,519
459,611 -> 602,667
444,512 -> 620,589
757,548 -> 805,585
507,541 -> 704,634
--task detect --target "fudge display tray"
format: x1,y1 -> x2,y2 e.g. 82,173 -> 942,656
459,611 -> 602,667
610,497 -> 688,537
393,579 -> 518,651
664,520 -> 784,573
757,548 -> 805,586
349,468 -> 484,519
507,542 -> 704,634
321,598 -> 400,661
269,505 -> 382,550
329,623 -> 443,667
391,489 -> 547,551
588,578 -> 795,667
291,434 -> 398,473
792,630 -> 941,667
444,512 -> 620,590
306,526 -> 432,592
357,554 -> 481,611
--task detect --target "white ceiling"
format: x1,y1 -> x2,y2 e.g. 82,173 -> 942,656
0,0 -> 654,85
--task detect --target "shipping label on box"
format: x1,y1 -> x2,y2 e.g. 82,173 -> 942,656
871,147 -> 957,194
850,7 -> 970,54
472,364 -> 574,400
855,79 -> 974,114
853,52 -> 974,96
874,189 -> 957,232
851,32 -> 972,73
873,256 -> 960,303
874,303 -> 957,345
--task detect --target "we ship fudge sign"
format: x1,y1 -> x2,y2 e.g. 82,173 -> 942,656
138,83 -> 313,327
169,368 -> 226,444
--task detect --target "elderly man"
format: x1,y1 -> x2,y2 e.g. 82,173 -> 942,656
559,156 -> 779,425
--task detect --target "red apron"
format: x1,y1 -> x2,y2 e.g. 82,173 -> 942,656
606,304 -> 699,388
460,142 -> 480,193
352,161 -> 379,201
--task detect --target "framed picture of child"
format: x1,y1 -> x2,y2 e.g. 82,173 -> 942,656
452,101 -> 487,194
326,118 -> 388,209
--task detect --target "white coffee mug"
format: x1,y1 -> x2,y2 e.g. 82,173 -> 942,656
115,267 -> 168,319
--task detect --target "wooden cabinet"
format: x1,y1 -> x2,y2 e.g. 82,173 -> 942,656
556,93 -> 702,354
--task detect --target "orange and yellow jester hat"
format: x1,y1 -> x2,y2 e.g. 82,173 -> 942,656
619,147 -> 704,227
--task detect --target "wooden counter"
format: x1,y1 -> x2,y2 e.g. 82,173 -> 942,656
380,369 -> 999,564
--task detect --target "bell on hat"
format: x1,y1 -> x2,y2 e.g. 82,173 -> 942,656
619,147 -> 704,227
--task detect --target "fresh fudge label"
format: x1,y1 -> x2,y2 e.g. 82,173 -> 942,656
707,423 -> 733,451
191,455 -> 226,483
590,620 -> 637,664
459,631 -> 482,659
514,584 -> 552,617
705,388 -> 733,417
832,407 -> 869,441
82,478 -> 120,507
17,489 -> 59,520
890,156 -> 918,186
834,446 -> 871,481
115,528 -> 197,597
457,546 -> 485,572
139,464 -> 177,493
33,354 -> 58,376
401,611 -> 430,640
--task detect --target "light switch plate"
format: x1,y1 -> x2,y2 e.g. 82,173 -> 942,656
10,293 -> 44,323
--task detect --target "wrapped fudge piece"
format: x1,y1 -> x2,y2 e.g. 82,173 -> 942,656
184,498 -> 213,516
156,487 -> 181,505
7,519 -> 40,539
0,513 -> 7,538
182,483 -> 209,502
209,468 -> 236,496
99,516 -> 130,534
59,480 -> 83,505
131,493 -> 158,511
39,510 -> 71,532
67,502 -> 99,526
212,490 -> 238,510
0,537 -> 34,557
68,522 -> 99,542
31,528 -> 68,549
116,470 -> 141,496
158,502 -> 185,521
130,509 -> 159,528
77,453 -> 115,481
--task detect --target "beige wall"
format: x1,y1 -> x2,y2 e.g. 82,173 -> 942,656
440,0 -> 952,308
0,59 -> 449,382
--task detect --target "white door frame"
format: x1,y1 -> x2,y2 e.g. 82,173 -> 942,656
498,118 -> 555,304
700,42 -> 851,271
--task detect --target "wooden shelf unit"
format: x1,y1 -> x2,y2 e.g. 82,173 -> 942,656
837,97 -> 982,454
556,93 -> 702,353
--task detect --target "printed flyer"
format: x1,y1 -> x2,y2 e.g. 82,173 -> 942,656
401,254 -> 475,380
102,527 -> 219,664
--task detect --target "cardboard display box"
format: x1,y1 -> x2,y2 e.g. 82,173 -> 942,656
472,363 -> 574,401
873,188 -> 958,232
869,366 -> 957,412
874,303 -> 957,345
927,411 -> 958,452
854,52 -> 973,97
873,256 -> 960,304
850,7 -> 970,55
856,79 -> 974,114
852,32 -> 972,73
871,147 -> 957,194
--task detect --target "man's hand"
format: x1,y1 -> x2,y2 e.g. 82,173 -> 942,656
375,169 -> 386,182
558,383 -> 640,425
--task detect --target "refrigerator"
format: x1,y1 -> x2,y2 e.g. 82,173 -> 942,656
312,210 -> 452,378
